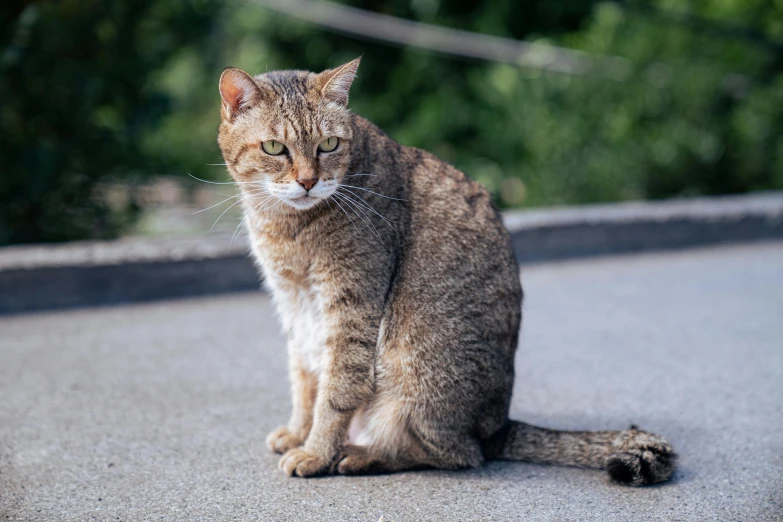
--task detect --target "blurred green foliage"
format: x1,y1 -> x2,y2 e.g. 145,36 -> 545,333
0,0 -> 220,244
1,0 -> 781,244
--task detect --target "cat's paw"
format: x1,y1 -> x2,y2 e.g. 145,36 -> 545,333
279,447 -> 332,477
606,427 -> 677,486
265,426 -> 303,454
335,445 -> 375,475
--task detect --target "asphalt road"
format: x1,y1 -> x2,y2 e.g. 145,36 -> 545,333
1,242 -> 782,521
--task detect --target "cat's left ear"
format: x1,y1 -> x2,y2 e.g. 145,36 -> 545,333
315,57 -> 361,107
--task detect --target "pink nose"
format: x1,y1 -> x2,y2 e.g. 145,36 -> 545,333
297,178 -> 318,191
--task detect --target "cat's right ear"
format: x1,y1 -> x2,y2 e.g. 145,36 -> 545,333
219,68 -> 262,122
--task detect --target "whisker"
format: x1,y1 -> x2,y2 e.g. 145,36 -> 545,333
329,194 -> 360,234
240,189 -> 271,199
341,197 -> 384,245
254,196 -> 279,214
209,197 -> 245,231
187,173 -> 265,186
338,193 -> 385,239
333,192 -> 383,244
337,194 -> 381,239
338,184 -> 405,201
200,187 -> 268,214
228,216 -> 247,252
227,194 -> 277,250
337,188 -> 394,228
188,173 -> 236,185
336,187 -> 398,232
192,194 -> 241,215
250,194 -> 283,219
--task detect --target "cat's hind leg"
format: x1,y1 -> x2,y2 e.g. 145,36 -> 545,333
340,398 -> 484,475
335,430 -> 485,475
334,444 -> 427,475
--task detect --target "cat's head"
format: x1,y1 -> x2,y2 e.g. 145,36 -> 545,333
217,58 -> 360,211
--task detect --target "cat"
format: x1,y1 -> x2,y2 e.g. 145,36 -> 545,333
216,58 -> 676,486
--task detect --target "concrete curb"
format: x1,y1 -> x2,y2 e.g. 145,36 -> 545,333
504,191 -> 783,263
1,192 -> 781,314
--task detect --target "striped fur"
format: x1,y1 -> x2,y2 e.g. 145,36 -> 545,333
217,59 -> 676,486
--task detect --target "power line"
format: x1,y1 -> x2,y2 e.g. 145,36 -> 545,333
250,0 -> 631,78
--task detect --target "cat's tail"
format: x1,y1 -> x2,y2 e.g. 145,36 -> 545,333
482,420 -> 676,486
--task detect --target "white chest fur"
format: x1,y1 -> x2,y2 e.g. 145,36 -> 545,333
276,282 -> 328,374
252,240 -> 328,374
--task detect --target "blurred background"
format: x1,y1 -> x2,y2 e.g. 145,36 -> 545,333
1,0 -> 781,246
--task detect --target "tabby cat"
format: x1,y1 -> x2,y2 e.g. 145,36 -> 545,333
216,58 -> 676,486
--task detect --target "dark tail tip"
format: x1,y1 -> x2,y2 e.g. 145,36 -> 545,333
607,457 -> 636,484
606,450 -> 677,487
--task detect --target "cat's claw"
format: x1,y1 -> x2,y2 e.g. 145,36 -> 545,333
266,426 -> 304,454
279,448 -> 331,477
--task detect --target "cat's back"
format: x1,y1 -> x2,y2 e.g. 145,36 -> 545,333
356,115 -> 521,351
352,115 -> 507,239
361,117 -> 521,436
403,142 -> 520,304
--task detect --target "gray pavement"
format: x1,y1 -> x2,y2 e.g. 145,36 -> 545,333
1,242 -> 782,521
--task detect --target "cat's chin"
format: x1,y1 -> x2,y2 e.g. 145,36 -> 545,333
283,195 -> 324,211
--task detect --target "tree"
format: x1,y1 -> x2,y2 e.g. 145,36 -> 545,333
0,0 -> 221,244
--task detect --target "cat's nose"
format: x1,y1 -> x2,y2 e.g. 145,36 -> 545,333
297,178 -> 318,191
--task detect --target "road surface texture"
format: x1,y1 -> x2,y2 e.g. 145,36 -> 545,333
1,242 -> 781,521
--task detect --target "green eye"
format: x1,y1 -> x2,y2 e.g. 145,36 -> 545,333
318,137 -> 339,153
261,140 -> 286,155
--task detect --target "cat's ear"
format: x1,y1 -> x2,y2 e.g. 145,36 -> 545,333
219,68 -> 262,121
315,57 -> 361,107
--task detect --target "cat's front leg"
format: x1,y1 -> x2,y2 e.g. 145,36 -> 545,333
263,275 -> 324,455
279,292 -> 379,477
266,357 -> 318,453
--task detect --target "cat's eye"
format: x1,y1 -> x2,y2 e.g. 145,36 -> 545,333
261,140 -> 286,155
318,137 -> 339,153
